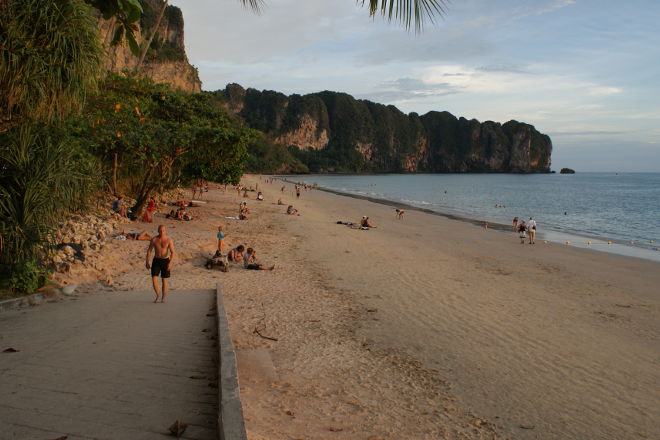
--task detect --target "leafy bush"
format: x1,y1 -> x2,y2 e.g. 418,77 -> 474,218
0,260 -> 50,296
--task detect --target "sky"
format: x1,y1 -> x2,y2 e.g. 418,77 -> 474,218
170,0 -> 660,172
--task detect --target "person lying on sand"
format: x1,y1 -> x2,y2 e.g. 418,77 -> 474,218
227,245 -> 245,263
360,216 -> 377,228
286,205 -> 299,215
174,200 -> 198,208
119,230 -> 151,241
243,248 -> 275,271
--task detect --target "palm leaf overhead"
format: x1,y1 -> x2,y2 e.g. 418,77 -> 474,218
360,0 -> 449,31
238,0 -> 264,13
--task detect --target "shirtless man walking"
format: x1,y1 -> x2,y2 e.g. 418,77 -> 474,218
146,225 -> 175,303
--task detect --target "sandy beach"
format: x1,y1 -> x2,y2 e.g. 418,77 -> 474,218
55,175 -> 660,439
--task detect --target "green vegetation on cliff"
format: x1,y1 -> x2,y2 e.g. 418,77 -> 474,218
210,84 -> 553,174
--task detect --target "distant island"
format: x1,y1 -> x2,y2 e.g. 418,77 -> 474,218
560,168 -> 576,174
209,84 -> 553,174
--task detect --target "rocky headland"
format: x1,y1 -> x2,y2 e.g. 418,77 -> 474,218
98,0 -> 201,93
212,84 -> 553,174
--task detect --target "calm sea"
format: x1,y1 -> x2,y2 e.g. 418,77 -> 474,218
291,173 -> 660,262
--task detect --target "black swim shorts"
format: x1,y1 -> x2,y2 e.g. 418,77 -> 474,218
151,257 -> 171,278
246,263 -> 260,270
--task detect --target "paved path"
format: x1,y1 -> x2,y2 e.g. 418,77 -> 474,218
0,290 -> 218,440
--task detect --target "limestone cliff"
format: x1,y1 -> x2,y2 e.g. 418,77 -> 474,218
211,84 -> 552,174
98,0 -> 201,93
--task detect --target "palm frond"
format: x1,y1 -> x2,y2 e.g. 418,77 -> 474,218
359,0 -> 448,31
238,0 -> 264,13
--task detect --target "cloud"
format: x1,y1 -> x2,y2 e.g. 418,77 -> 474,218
549,130 -> 627,137
476,63 -> 530,74
512,0 -> 576,19
361,77 -> 460,103
588,87 -> 622,95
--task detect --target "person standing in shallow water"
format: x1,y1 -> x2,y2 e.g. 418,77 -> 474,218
527,217 -> 537,244
146,225 -> 175,303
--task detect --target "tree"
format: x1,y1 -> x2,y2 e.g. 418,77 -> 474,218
361,0 -> 448,31
0,0 -> 103,130
0,0 -> 103,293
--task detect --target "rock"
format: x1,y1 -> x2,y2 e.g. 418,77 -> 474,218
560,168 -> 575,174
61,285 -> 77,295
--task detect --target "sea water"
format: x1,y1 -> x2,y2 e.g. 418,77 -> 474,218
290,173 -> 660,262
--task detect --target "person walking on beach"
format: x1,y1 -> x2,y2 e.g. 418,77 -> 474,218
527,217 -> 537,244
512,216 -> 519,231
395,209 -> 405,219
296,186 -> 301,199
146,225 -> 175,303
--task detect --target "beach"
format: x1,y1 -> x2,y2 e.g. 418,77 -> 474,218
56,175 -> 660,439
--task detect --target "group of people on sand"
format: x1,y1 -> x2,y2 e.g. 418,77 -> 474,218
226,245 -> 275,270
513,216 -> 538,244
112,196 -> 159,223
191,179 -> 208,200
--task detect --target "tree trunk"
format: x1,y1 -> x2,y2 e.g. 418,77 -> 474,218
112,150 -> 118,195
131,164 -> 157,218
135,0 -> 169,71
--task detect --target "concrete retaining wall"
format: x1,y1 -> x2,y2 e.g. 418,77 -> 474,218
216,282 -> 248,440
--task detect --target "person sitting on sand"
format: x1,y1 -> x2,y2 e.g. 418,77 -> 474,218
227,245 -> 245,263
286,205 -> 298,215
395,209 -> 405,220
175,207 -> 186,221
147,196 -> 156,210
120,230 -> 151,241
360,216 -> 376,228
112,196 -> 127,217
256,191 -> 264,201
277,198 -> 284,205
243,248 -> 275,271
141,209 -> 153,223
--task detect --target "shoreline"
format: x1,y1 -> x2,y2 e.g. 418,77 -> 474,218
280,176 -> 660,263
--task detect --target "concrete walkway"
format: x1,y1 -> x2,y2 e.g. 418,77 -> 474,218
0,290 -> 219,440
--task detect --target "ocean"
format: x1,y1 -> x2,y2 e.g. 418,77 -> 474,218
290,173 -> 660,262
